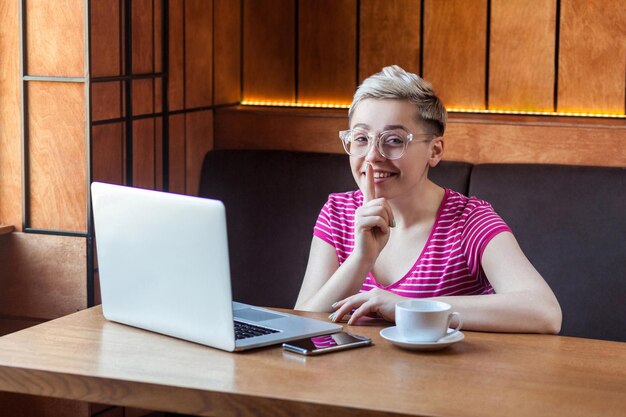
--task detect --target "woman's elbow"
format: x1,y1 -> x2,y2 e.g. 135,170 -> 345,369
539,299 -> 563,335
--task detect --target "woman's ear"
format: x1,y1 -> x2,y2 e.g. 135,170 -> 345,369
428,137 -> 444,167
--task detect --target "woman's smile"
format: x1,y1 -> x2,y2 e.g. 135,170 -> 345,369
361,168 -> 398,184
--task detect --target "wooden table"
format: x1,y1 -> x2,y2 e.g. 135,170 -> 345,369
0,306 -> 624,417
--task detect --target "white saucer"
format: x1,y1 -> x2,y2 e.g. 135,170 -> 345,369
380,327 -> 464,351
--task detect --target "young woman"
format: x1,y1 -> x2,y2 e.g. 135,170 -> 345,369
295,65 -> 562,334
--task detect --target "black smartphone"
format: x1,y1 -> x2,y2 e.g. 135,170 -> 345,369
282,332 -> 372,355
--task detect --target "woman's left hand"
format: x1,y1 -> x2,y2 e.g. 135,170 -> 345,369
330,288 -> 407,325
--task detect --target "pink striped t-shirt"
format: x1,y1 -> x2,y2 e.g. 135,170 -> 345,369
313,188 -> 512,297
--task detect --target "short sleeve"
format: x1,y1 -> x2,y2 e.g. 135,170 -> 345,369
313,199 -> 335,246
461,201 -> 512,275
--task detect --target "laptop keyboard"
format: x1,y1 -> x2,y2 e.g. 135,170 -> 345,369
234,320 -> 279,340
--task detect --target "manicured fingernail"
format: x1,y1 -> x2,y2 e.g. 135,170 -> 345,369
331,302 -> 339,308
390,219 -> 396,228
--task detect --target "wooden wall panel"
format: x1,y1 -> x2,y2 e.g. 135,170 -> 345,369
298,0 -> 357,103
168,114 -> 186,194
359,0 -> 421,82
132,79 -> 154,116
185,0 -> 213,108
132,119 -> 156,190
242,0 -> 295,102
444,117 -> 626,166
92,123 -> 124,185
92,82 -> 122,121
185,111 -> 213,196
91,0 -> 121,77
215,107 -> 347,153
153,0 -> 163,73
214,0 -> 241,104
28,82 -> 87,232
0,233 -> 86,319
168,0 -> 184,111
132,0 -> 155,123
26,0 -> 84,77
489,0 -> 556,111
154,78 -> 163,114
214,108 -> 626,167
132,0 -> 154,74
0,0 -> 22,230
558,0 -> 626,114
423,0 -> 487,109
154,117 -> 164,191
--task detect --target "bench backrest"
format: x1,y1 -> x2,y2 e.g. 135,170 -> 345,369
469,164 -> 626,341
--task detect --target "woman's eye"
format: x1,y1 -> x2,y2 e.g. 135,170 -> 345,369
353,135 -> 369,144
384,136 -> 404,146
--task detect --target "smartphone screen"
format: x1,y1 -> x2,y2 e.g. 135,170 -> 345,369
282,333 -> 371,355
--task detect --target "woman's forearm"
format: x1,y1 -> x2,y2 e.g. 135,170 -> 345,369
295,254 -> 373,312
432,291 -> 562,334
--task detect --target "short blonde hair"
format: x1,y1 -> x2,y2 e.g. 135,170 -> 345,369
349,65 -> 447,136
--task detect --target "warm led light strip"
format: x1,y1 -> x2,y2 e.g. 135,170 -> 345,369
241,100 -> 350,109
447,108 -> 626,119
241,100 -> 626,119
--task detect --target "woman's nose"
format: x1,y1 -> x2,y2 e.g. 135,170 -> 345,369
365,139 -> 385,162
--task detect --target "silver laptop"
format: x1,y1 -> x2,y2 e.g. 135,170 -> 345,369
91,182 -> 341,351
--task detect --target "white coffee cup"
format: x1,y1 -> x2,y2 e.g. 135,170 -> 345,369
395,300 -> 462,342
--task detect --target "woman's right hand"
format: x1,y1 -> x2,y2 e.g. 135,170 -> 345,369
352,164 -> 394,263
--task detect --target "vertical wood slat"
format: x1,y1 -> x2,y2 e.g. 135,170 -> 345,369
91,0 -> 121,77
154,0 -> 163,74
242,0 -> 295,102
168,114 -> 186,195
132,119 -> 156,190
132,79 -> 154,115
92,82 -> 122,121
0,0 -> 22,229
168,0 -> 184,111
359,0 -> 422,82
489,0 -> 556,112
92,123 -> 124,185
214,0 -> 241,104
155,117 -> 164,191
132,0 -> 155,123
558,0 -> 626,114
423,0 -> 487,109
185,0 -> 213,108
132,0 -> 154,74
28,82 -> 87,232
25,0 -> 84,77
298,0 -> 357,104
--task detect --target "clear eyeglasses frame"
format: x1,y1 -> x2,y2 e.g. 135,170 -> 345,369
338,128 -> 436,160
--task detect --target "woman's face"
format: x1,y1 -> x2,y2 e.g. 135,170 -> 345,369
348,98 -> 442,201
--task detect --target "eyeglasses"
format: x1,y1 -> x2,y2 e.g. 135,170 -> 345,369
338,128 -> 436,160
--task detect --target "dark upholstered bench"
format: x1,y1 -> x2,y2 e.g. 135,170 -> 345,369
199,149 -> 625,342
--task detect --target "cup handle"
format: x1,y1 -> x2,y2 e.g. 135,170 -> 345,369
445,312 -> 462,338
